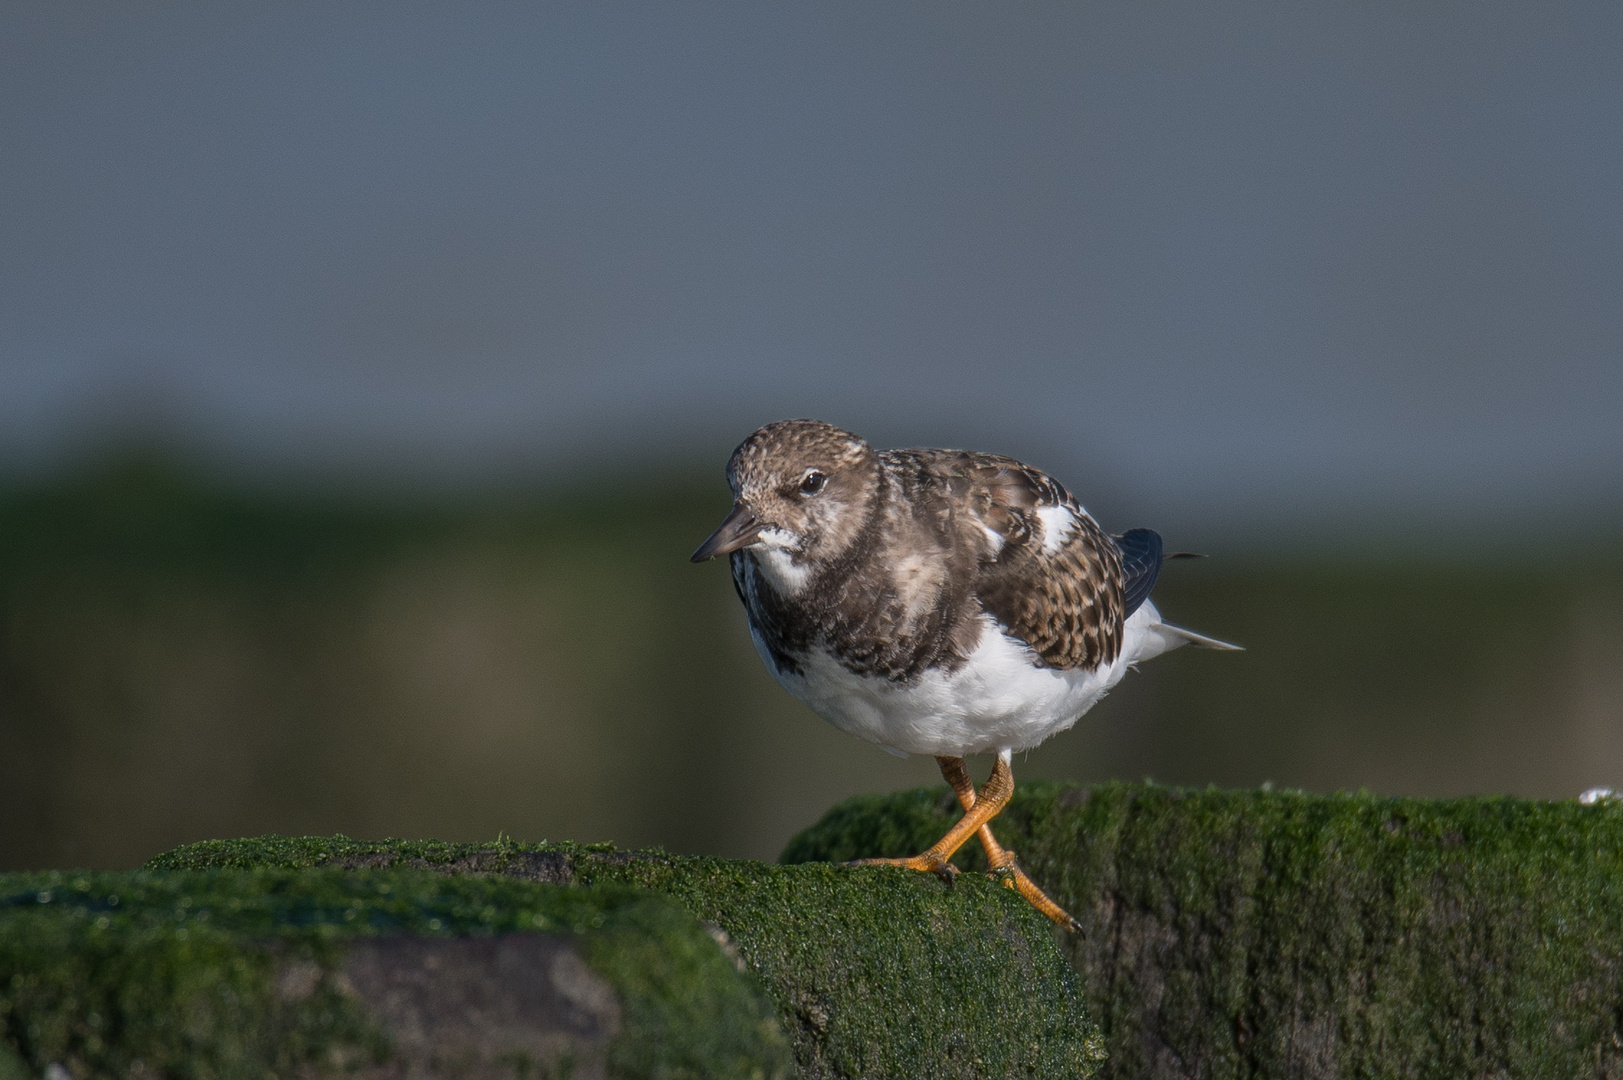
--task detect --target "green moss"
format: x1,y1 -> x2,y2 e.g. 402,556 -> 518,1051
784,781 -> 1623,1080
148,836 -> 1105,1079
583,895 -> 793,1080
1,867 -> 789,1080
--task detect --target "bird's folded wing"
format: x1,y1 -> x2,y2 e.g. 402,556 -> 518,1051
906,450 -> 1127,672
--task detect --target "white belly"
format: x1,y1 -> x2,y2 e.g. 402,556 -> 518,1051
749,602 -> 1178,757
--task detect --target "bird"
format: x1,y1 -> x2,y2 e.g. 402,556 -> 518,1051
691,419 -> 1239,930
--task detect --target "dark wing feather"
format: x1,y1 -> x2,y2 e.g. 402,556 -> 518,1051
900,450 -> 1126,672
1113,528 -> 1163,618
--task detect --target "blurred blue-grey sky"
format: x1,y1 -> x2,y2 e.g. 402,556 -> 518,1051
3,2 -> 1620,535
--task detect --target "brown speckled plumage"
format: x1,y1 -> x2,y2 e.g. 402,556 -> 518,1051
720,420 -> 1127,684
918,451 -> 1127,671
693,419 -> 1239,934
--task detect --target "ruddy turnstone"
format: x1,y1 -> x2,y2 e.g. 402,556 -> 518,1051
691,419 -> 1240,930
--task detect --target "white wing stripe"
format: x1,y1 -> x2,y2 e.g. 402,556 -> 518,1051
1034,504 -> 1077,556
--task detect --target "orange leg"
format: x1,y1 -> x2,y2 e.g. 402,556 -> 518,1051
936,756 -> 1082,933
851,752 -> 1017,882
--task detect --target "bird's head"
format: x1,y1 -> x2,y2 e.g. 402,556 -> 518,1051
691,419 -> 878,577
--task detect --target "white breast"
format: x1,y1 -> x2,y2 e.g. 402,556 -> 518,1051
748,602 -> 1178,757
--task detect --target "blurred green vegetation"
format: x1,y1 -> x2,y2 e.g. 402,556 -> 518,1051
1,456 -> 1620,871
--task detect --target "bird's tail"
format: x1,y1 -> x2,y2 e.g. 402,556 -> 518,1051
1128,601 -> 1243,664
1156,623 -> 1243,651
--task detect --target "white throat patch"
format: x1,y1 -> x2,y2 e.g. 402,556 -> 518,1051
750,528 -> 811,595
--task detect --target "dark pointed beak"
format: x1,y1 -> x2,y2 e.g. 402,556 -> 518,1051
691,502 -> 763,562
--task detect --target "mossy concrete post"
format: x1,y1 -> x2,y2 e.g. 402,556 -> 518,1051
785,781 -> 1623,1080
2,868 -> 792,1080
137,836 -> 1106,1079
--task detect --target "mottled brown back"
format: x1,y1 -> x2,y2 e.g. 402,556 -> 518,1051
896,450 -> 1127,671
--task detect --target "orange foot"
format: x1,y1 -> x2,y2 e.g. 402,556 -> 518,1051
935,754 -> 1083,934
846,852 -> 959,884
990,860 -> 1082,933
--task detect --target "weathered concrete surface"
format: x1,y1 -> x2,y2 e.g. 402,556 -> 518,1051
149,837 -> 1104,1079
0,868 -> 790,1080
785,781 -> 1623,1080
324,934 -> 623,1080
2,838 -> 1104,1079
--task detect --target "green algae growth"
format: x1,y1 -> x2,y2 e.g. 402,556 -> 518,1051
785,780 -> 1623,1080
146,835 -> 1105,1079
1,866 -> 790,1080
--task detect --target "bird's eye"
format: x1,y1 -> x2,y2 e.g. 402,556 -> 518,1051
799,470 -> 826,496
